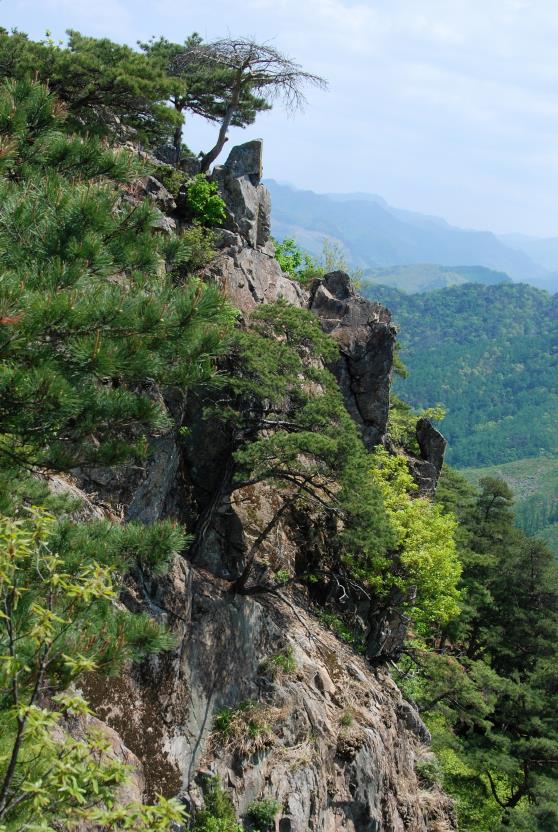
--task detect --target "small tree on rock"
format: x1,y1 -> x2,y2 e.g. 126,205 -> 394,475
140,34 -> 270,160
172,38 -> 327,172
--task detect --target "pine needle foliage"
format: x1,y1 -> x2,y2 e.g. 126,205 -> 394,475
0,28 -> 181,146
220,301 -> 394,590
0,79 -> 234,471
395,469 -> 558,831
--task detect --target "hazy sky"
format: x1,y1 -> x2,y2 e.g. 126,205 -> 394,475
4,0 -> 558,236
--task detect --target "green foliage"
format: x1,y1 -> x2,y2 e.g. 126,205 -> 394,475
177,222 -> 218,271
273,237 -> 364,286
273,237 -> 322,285
245,798 -> 282,831
259,646 -> 296,677
0,511 -> 186,829
191,778 -> 242,832
463,456 -> 558,556
364,282 -> 558,468
0,28 -> 181,146
396,468 -> 558,830
139,35 -> 269,155
387,394 -> 445,454
223,301 -> 394,593
316,611 -> 365,652
339,710 -> 354,728
364,264 -> 511,294
0,78 -> 235,828
184,175 -> 227,226
153,163 -> 190,197
370,449 -> 460,631
0,79 -> 233,471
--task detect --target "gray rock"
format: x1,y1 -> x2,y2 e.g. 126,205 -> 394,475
397,700 -> 432,745
83,563 -> 454,832
141,175 -> 177,213
310,271 -> 396,448
203,246 -> 305,313
416,418 -> 446,473
409,419 -> 447,496
179,156 -> 202,177
212,140 -> 272,250
213,228 -> 243,250
152,210 -> 177,234
223,140 -> 263,179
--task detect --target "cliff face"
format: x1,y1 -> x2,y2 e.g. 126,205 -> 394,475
76,141 -> 453,832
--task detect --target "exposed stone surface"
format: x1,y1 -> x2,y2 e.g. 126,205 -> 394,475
140,175 -> 177,213
310,271 -> 396,448
212,140 -> 272,250
84,562 -> 455,832
409,419 -> 447,496
203,246 -> 305,313
71,141 -> 455,830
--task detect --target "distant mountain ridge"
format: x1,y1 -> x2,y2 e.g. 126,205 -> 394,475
364,264 -> 512,293
265,180 -> 558,292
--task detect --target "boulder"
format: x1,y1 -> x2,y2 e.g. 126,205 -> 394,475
140,175 -> 177,213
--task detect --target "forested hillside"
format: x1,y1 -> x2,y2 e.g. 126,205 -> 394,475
364,282 -> 558,468
364,263 -> 512,293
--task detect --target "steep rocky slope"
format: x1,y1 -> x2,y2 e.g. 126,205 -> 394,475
74,141 -> 454,832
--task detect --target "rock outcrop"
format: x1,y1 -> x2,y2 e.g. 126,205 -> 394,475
204,140 -> 304,312
73,141 -> 455,831
310,271 -> 396,448
84,562 -> 454,832
408,419 -> 447,497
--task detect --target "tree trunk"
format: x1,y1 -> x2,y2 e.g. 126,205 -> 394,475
200,71 -> 242,173
172,100 -> 184,165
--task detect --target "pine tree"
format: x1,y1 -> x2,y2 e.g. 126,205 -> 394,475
0,79 -> 233,472
139,35 -> 270,159
402,468 -> 558,831
0,29 -> 180,146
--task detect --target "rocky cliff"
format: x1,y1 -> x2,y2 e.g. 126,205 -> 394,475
74,141 -> 453,832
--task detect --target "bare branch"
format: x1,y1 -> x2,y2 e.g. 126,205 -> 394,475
172,37 -> 327,170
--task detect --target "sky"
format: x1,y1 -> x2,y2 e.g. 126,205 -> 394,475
3,0 -> 558,236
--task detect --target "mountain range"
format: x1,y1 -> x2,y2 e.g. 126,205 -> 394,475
266,180 -> 558,293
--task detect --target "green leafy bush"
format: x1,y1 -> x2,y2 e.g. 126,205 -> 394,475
153,163 -> 190,198
370,448 -> 460,632
0,511 -> 185,829
273,237 -> 322,285
246,798 -> 282,831
192,778 -> 242,832
165,222 -> 217,272
185,174 -> 227,226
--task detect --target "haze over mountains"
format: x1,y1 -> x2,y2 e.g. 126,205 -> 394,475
266,180 -> 558,293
